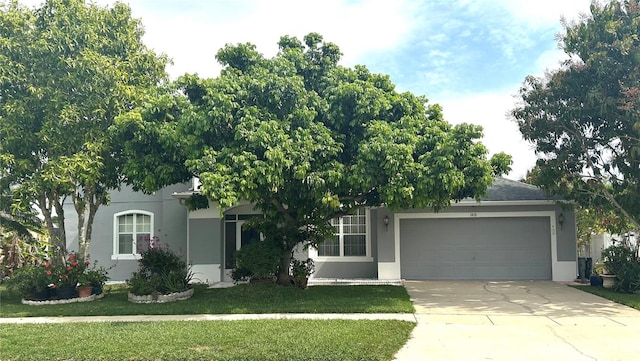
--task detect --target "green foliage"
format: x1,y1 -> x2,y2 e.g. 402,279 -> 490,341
119,32 -> 511,285
602,243 -> 640,293
0,232 -> 51,279
291,258 -> 314,288
231,240 -> 281,283
4,264 -> 50,298
184,193 -> 209,211
513,1 -> 640,230
77,260 -> 110,287
0,0 -> 168,259
127,237 -> 192,295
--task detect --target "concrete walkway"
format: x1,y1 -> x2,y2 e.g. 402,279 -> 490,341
393,280 -> 640,361
0,313 -> 415,324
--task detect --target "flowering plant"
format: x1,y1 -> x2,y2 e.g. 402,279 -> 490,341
78,259 -> 110,287
55,252 -> 90,288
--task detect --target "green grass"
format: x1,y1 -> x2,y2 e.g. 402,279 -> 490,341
571,285 -> 640,310
0,319 -> 415,361
0,283 -> 414,317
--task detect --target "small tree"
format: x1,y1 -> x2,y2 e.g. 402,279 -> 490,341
0,0 -> 167,261
513,0 -> 640,235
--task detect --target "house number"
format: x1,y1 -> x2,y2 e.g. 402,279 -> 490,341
470,212 -> 477,217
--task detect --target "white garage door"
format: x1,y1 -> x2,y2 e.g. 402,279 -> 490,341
400,217 -> 552,280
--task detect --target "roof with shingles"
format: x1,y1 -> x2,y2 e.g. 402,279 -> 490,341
481,177 -> 549,201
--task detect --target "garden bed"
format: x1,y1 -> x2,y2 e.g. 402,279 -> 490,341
22,293 -> 105,306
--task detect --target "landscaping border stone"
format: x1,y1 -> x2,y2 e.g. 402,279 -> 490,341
22,293 -> 105,306
127,288 -> 194,303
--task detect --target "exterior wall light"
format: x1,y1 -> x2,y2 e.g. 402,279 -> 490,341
558,213 -> 565,230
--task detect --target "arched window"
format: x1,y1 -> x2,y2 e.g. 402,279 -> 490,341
112,210 -> 154,260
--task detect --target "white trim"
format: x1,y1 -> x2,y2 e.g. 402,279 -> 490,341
310,208 -> 373,263
389,211 -> 573,282
452,200 -> 557,206
313,256 -> 374,263
111,210 -> 154,260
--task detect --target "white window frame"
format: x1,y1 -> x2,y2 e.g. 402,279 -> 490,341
310,208 -> 373,262
112,210 -> 154,260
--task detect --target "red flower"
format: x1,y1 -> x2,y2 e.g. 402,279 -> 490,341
85,260 -> 91,265
67,266 -> 72,271
68,254 -> 75,260
45,262 -> 50,268
71,261 -> 78,267
46,270 -> 52,275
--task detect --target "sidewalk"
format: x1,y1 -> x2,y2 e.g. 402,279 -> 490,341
0,313 -> 417,324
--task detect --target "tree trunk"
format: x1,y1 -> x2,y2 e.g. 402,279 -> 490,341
83,196 -> 100,261
276,248 -> 293,286
72,190 -> 87,262
38,191 -> 66,263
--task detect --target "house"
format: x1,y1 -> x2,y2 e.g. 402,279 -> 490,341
63,177 -> 578,283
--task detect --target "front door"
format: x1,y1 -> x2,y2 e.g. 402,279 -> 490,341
224,217 -> 260,281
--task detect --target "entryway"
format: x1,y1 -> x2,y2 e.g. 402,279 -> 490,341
223,215 -> 261,281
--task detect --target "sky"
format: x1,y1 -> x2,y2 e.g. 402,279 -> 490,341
22,0 -> 595,180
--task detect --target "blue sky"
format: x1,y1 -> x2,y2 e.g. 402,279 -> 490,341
22,0 -> 594,179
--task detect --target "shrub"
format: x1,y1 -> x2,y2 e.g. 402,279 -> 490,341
231,240 -> 280,283
291,258 -> 314,288
602,244 -> 640,293
127,237 -> 192,296
4,264 -> 50,298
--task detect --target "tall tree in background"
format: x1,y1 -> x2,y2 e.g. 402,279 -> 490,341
0,0 -> 168,261
116,33 -> 511,285
513,0 -> 640,232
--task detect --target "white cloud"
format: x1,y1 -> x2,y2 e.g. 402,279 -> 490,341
128,0 -> 419,78
439,90 -> 538,181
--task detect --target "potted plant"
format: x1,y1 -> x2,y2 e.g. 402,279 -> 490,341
590,262 -> 604,287
54,252 -> 89,299
78,260 -> 110,295
291,258 -> 314,289
600,245 -> 629,289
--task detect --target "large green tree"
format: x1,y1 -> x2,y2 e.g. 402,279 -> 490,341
0,0 -> 167,260
117,33 -> 511,285
513,0 -> 640,232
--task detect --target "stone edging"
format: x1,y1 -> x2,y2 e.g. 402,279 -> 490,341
128,288 -> 194,303
22,293 -> 105,306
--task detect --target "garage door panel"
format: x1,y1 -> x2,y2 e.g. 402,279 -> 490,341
400,217 -> 551,280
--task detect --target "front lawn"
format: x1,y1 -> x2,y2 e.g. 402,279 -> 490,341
0,319 -> 415,361
571,285 -> 640,311
0,283 -> 414,317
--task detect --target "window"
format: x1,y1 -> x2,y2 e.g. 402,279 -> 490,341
316,208 -> 370,260
112,210 -> 153,260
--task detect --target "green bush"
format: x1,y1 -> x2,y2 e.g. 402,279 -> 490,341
602,244 -> 640,293
127,237 -> 192,296
4,264 -> 50,298
231,240 -> 280,283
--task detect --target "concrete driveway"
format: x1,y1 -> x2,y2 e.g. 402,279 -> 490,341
394,280 -> 640,361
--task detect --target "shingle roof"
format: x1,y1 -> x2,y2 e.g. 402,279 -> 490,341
481,177 -> 548,201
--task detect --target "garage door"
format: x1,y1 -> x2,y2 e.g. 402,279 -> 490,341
400,217 -> 551,280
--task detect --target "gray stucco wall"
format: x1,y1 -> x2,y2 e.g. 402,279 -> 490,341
189,218 -> 222,265
313,262 -> 377,278
63,183 -> 189,282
